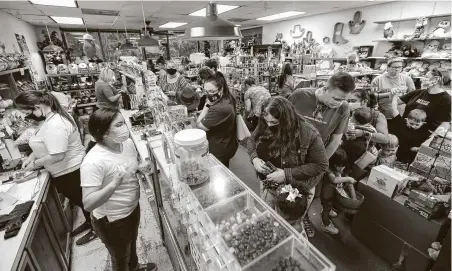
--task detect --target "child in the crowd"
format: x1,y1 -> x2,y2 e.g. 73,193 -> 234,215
375,134 -> 399,167
342,107 -> 378,165
321,148 -> 357,235
388,95 -> 431,163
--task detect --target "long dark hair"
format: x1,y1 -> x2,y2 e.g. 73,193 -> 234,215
278,63 -> 292,88
14,91 -> 76,127
204,71 -> 236,111
253,96 -> 303,157
86,108 -> 120,153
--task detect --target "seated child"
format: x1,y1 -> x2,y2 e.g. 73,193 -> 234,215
342,107 -> 378,164
321,148 -> 357,235
375,134 -> 399,167
388,95 -> 431,163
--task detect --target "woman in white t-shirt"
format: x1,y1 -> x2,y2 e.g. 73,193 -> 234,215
81,108 -> 156,271
14,91 -> 96,246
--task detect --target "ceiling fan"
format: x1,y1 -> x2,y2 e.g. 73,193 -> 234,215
141,21 -> 175,36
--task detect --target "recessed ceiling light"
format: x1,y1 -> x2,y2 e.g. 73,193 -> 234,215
189,4 -> 239,16
236,25 -> 241,27
256,11 -> 306,21
159,22 -> 188,28
51,16 -> 84,25
30,0 -> 76,8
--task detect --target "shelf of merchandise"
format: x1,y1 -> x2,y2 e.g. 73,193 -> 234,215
46,72 -> 99,78
363,56 -> 451,61
372,37 -> 451,42
60,88 -> 94,94
0,67 -> 29,76
373,13 -> 451,24
75,102 -> 96,108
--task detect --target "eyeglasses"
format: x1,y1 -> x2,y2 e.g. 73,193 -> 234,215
389,66 -> 403,70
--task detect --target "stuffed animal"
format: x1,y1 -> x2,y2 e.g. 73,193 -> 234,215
440,60 -> 451,70
421,40 -> 441,58
439,42 -> 451,59
428,61 -> 441,71
383,22 -> 394,39
401,44 -> 411,57
385,43 -> 403,58
404,16 -> 429,40
428,20 -> 451,38
274,33 -> 283,43
406,61 -> 423,77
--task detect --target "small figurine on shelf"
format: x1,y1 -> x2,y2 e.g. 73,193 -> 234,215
427,20 -> 451,38
421,40 -> 441,58
383,22 -> 394,39
439,43 -> 451,59
404,16 -> 429,40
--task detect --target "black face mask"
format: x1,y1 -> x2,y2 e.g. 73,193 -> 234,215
167,68 -> 177,75
207,93 -> 221,103
25,113 -> 46,122
268,125 -> 279,133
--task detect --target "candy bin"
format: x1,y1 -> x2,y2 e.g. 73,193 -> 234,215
174,129 -> 210,186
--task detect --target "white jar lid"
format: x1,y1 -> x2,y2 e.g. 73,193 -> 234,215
174,129 -> 207,147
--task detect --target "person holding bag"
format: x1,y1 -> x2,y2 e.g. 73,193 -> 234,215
247,97 -> 328,227
196,71 -> 238,167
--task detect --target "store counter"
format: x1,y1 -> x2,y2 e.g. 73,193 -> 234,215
351,181 -> 449,271
0,171 -> 72,271
122,109 -> 336,271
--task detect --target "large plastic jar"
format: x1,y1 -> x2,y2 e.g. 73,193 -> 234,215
174,129 -> 210,186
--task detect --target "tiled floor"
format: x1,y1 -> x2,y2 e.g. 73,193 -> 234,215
71,145 -> 392,271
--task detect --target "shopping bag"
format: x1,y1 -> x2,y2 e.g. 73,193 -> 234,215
236,114 -> 251,141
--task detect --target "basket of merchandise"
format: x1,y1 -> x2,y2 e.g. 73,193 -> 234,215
335,185 -> 364,214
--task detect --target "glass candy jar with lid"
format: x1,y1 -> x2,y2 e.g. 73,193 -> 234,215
174,129 -> 210,186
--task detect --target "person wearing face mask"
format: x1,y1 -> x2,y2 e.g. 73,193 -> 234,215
81,109 -> 157,271
158,60 -> 194,102
288,72 -> 354,238
14,91 -> 96,246
371,58 -> 415,118
95,68 -> 124,109
388,94 -> 430,163
155,56 -> 166,82
247,97 -> 328,230
397,68 -> 451,131
197,71 -> 238,167
346,89 -> 389,144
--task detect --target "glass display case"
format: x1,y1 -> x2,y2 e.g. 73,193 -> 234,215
146,137 -> 336,271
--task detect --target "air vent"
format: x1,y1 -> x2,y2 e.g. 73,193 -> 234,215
81,8 -> 120,16
228,18 -> 249,23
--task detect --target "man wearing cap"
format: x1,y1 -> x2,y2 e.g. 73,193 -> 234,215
288,71 -> 355,238
82,34 -> 103,62
371,57 -> 415,118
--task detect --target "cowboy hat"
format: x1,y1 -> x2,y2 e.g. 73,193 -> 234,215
83,34 -> 95,41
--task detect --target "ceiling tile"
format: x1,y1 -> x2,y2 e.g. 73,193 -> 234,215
83,14 -> 116,23
34,6 -> 82,17
77,0 -> 126,11
1,8 -> 44,15
16,14 -> 49,21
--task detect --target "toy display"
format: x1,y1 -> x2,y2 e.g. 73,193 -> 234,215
400,44 -> 419,58
421,40 -> 441,58
427,20 -> 451,38
383,22 -> 395,39
385,43 -> 403,58
348,11 -> 366,34
290,25 -> 305,39
333,22 -> 349,44
404,16 -> 429,40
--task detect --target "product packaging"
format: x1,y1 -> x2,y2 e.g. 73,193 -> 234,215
367,165 -> 409,198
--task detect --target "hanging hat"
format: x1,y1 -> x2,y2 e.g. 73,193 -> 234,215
178,86 -> 200,112
83,34 -> 95,41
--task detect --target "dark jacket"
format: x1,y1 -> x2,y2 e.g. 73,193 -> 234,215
247,118 -> 329,193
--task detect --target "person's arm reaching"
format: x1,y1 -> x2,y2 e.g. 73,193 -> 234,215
102,85 -> 122,102
371,112 -> 389,144
325,134 -> 342,158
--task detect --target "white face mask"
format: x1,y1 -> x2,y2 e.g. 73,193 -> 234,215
348,102 -> 362,112
109,125 -> 129,143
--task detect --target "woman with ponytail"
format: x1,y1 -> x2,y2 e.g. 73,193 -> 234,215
14,91 -> 96,246
197,71 -> 238,167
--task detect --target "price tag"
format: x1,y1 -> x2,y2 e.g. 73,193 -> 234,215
20,68 -> 25,76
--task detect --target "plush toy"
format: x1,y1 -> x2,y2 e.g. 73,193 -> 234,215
383,22 -> 394,39
401,44 -> 411,57
428,20 -> 451,38
406,61 -> 423,77
385,43 -> 403,58
440,60 -> 451,70
428,61 -> 441,71
274,33 -> 283,43
439,42 -> 451,59
421,40 -> 441,58
404,16 -> 429,40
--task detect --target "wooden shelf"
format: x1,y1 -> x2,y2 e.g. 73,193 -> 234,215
46,72 -> 99,78
373,13 -> 451,24
76,102 -> 96,108
373,37 -> 451,42
0,67 -> 28,76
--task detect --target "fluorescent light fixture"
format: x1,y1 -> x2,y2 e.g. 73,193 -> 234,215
30,0 -> 76,8
51,16 -> 84,25
256,11 -> 305,21
189,4 -> 239,16
159,22 -> 187,28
